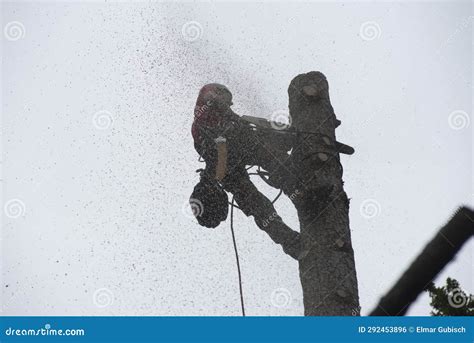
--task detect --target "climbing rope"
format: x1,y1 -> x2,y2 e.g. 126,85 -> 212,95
228,166 -> 285,316
229,195 -> 245,316
196,162 -> 283,316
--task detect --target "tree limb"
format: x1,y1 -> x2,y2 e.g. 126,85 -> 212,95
370,206 -> 474,316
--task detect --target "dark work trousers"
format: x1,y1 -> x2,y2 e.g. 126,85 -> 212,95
199,129 -> 301,259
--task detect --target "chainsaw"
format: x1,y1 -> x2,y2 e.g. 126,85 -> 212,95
240,115 -> 355,155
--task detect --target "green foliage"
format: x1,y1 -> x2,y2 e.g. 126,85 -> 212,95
426,278 -> 474,316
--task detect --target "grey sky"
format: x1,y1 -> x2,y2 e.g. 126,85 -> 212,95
1,1 -> 472,316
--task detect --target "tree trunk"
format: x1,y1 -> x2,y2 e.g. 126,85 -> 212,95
287,71 -> 360,316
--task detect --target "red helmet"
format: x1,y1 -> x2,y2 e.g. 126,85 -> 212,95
195,83 -> 233,110
192,84 -> 233,145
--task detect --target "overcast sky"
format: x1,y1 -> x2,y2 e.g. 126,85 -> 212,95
2,1 -> 472,316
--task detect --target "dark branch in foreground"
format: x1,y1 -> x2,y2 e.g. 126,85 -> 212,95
370,206 -> 474,316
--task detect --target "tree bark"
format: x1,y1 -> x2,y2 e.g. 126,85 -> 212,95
287,71 -> 360,316
370,206 -> 474,316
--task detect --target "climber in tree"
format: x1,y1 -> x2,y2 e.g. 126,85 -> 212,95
191,83 -> 301,260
